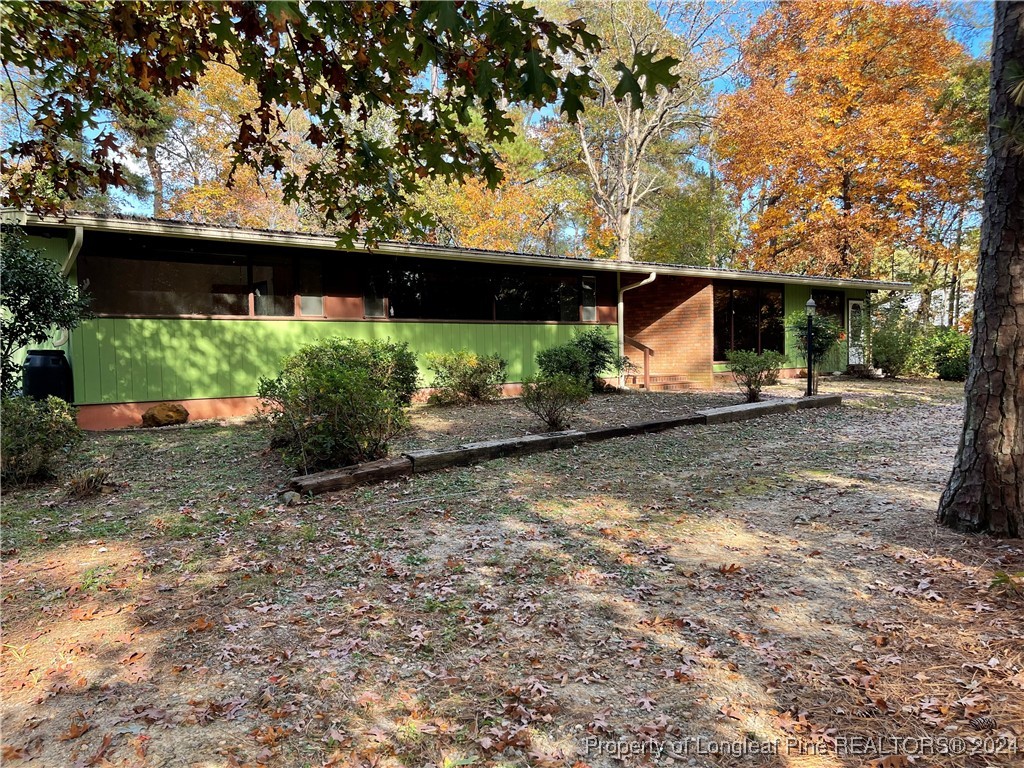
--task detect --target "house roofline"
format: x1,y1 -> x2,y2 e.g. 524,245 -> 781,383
10,210 -> 912,292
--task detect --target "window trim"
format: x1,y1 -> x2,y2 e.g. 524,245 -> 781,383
581,275 -> 598,323
712,280 -> 785,362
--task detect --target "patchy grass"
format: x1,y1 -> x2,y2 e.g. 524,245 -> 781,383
2,379 -> 1022,768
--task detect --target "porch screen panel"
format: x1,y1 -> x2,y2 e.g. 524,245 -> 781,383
581,276 -> 597,322
298,258 -> 324,316
811,289 -> 845,328
758,286 -> 784,353
80,253 -> 249,316
730,286 -> 758,352
252,256 -> 296,317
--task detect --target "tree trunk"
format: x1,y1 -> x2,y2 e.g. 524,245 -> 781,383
146,145 -> 164,218
917,283 -> 933,325
616,209 -> 633,261
937,2 -> 1024,538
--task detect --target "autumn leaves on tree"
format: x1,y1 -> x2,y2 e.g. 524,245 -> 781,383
717,1 -> 986,283
2,1 -> 985,279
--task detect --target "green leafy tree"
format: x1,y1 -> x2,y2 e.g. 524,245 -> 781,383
541,0 -> 731,261
2,1 -> 677,244
638,171 -> 739,265
0,227 -> 91,395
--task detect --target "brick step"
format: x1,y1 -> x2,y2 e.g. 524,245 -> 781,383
625,374 -> 698,391
627,374 -> 693,383
644,381 -> 695,391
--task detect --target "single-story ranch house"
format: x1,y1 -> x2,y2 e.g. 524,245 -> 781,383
10,212 -> 907,429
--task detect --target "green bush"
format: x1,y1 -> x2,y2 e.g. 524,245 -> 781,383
258,339 -> 411,474
871,310 -> 921,378
1,226 -> 92,395
932,328 -> 971,381
787,311 -> 843,366
905,330 -> 938,377
725,350 -> 787,403
536,343 -> 590,384
425,350 -> 507,404
1,396 -> 83,485
520,374 -> 591,431
537,328 -> 629,392
285,337 -> 418,405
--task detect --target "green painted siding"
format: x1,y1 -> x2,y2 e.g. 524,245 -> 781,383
68,318 -> 616,404
783,284 -> 866,371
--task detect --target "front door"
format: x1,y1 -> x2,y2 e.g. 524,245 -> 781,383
848,299 -> 867,366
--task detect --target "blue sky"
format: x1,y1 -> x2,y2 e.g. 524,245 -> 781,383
120,1 -> 995,218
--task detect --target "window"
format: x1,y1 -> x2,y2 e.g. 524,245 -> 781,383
363,271 -> 386,317
81,252 -> 249,316
811,289 -> 845,328
581,276 -> 597,322
362,256 -> 598,323
252,256 -> 295,317
713,281 -> 785,359
298,258 -> 324,316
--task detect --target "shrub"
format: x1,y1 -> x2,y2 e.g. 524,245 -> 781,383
725,349 -> 787,402
1,226 -> 92,395
932,327 -> 971,381
536,343 -> 590,384
1,396 -> 83,485
286,337 -> 418,405
425,351 -> 507,404
258,339 -> 411,474
787,311 -> 843,366
871,310 -> 921,378
905,330 -> 938,377
537,328 -> 629,392
520,374 -> 591,431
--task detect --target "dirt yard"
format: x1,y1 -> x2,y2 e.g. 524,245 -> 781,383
2,378 -> 1021,768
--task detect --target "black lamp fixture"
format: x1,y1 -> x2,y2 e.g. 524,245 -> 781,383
805,298 -> 816,396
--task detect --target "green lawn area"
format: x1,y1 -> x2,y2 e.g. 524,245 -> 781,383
2,379 -> 1022,768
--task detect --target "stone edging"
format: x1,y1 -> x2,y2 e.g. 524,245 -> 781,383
290,394 -> 842,495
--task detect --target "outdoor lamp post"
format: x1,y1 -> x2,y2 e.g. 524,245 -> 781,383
805,298 -> 816,397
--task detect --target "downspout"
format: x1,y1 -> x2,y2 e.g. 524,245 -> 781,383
61,226 -> 84,277
55,226 -> 84,349
617,271 -> 656,387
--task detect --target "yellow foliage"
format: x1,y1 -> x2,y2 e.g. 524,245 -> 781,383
718,1 -> 980,278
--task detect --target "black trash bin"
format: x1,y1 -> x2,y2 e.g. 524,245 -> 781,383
22,350 -> 74,402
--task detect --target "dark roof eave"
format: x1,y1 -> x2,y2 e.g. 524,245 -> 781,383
11,210 -> 912,292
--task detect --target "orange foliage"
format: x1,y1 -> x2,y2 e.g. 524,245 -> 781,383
718,1 -> 974,278
163,63 -> 304,231
448,170 -> 558,253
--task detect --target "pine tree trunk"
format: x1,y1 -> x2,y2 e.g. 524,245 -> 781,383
937,2 -> 1024,537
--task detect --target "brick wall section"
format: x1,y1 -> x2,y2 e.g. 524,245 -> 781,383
623,276 -> 714,387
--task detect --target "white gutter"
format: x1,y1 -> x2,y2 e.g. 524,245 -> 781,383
61,226 -> 84,276
617,271 -> 657,387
